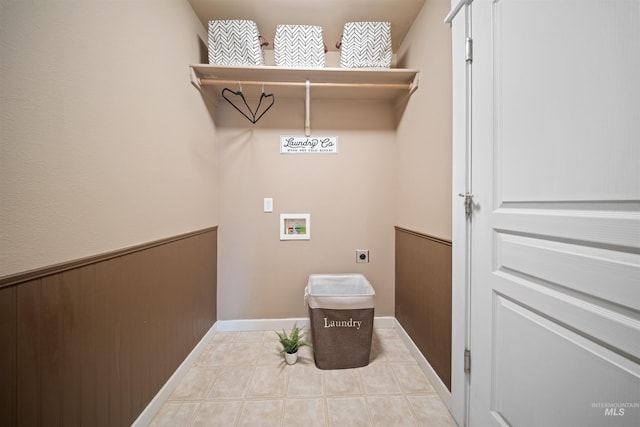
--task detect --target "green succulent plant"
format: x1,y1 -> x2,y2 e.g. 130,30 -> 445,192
275,323 -> 311,354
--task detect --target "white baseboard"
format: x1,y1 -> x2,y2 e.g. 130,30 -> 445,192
392,319 -> 452,407
373,316 -> 397,328
131,324 -> 218,427
133,316 -> 450,426
215,317 -> 310,332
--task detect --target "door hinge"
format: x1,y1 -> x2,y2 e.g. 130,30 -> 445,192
464,349 -> 471,373
458,192 -> 474,217
465,37 -> 473,63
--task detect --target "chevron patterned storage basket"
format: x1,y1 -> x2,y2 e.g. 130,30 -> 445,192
339,22 -> 392,68
274,25 -> 325,68
208,20 -> 265,66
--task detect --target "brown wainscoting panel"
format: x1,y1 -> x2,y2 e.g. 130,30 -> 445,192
395,226 -> 452,390
0,285 -> 17,426
0,227 -> 217,427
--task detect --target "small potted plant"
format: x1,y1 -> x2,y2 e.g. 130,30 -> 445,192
275,323 -> 311,365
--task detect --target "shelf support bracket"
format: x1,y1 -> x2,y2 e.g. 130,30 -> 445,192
189,67 -> 202,90
305,80 -> 311,137
409,72 -> 420,96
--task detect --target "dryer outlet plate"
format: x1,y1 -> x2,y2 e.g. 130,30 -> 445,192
356,249 -> 369,263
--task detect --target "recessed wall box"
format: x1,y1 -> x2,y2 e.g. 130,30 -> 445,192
280,213 -> 310,240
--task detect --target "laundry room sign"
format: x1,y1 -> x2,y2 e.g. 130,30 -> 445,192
280,136 -> 338,154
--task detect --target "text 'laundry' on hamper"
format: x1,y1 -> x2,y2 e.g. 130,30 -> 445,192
305,274 -> 375,369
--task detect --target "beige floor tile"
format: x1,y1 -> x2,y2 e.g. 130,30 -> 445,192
327,397 -> 372,427
264,329 -> 282,343
206,366 -> 253,399
367,395 -> 418,427
152,329 -> 458,427
257,339 -> 285,366
287,362 -> 323,397
359,363 -> 401,395
407,395 -> 458,426
197,342 -> 232,367
374,328 -> 400,340
237,400 -> 284,427
296,344 -> 314,363
223,341 -> 262,366
235,330 -> 267,343
324,368 -> 364,396
149,401 -> 198,426
369,336 -> 386,363
169,366 -> 219,401
192,400 -> 242,427
246,365 -> 289,398
379,337 -> 415,362
283,398 -> 325,427
390,362 -> 436,394
210,331 -> 238,344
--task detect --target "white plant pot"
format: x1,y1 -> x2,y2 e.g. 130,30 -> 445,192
284,351 -> 298,365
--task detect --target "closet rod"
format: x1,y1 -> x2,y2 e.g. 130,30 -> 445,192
197,78 -> 412,90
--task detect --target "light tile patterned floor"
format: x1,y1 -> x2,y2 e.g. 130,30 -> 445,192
150,328 -> 458,426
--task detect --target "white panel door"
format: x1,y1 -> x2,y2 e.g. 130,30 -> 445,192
469,1 -> 640,426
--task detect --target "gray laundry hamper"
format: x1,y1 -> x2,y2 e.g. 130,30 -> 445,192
305,274 -> 375,369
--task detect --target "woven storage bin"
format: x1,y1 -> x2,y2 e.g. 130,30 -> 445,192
339,21 -> 392,68
274,24 -> 325,68
208,20 -> 265,66
305,274 -> 375,370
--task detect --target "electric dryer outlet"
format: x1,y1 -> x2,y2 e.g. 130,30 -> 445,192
356,249 -> 369,263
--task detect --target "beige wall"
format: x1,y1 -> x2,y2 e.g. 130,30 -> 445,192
216,98 -> 397,319
1,0 -> 453,322
395,0 -> 453,240
210,0 -> 453,321
0,0 -> 218,276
